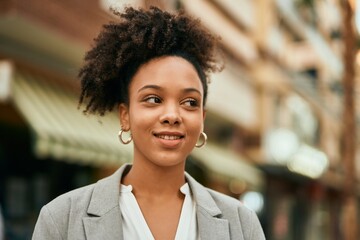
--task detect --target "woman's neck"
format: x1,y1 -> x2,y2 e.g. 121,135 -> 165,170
121,160 -> 186,198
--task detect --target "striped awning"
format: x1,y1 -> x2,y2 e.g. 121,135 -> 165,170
11,71 -> 133,166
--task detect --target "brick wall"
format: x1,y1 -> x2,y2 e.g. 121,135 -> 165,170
0,0 -> 113,45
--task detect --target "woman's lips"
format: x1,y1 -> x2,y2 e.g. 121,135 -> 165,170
153,132 -> 184,148
156,134 -> 182,140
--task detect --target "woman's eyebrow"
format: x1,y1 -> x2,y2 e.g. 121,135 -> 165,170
138,85 -> 162,92
183,88 -> 201,95
138,85 -> 201,95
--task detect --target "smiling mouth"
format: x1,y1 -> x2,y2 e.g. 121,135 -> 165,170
154,134 -> 184,140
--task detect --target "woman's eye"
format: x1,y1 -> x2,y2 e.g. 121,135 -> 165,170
145,96 -> 161,104
183,98 -> 199,107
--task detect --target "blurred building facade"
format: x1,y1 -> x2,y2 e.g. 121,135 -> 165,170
0,0 -> 358,239
178,0 -> 357,239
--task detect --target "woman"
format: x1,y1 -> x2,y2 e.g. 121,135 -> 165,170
32,6 -> 265,240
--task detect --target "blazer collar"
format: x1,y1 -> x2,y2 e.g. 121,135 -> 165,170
83,164 -> 230,240
86,164 -> 130,216
85,165 -> 222,217
83,164 -> 130,240
185,173 -> 231,240
185,172 -> 222,216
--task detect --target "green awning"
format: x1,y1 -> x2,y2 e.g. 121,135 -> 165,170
11,71 -> 133,166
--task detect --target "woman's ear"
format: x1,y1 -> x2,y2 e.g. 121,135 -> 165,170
119,103 -> 130,130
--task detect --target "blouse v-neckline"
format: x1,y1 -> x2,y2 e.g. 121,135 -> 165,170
119,183 -> 198,240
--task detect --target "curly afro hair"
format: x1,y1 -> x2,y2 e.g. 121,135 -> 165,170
78,6 -> 222,116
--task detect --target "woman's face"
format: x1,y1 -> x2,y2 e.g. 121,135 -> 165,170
119,56 -> 205,168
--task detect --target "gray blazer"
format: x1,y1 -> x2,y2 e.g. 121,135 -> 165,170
32,164 -> 265,240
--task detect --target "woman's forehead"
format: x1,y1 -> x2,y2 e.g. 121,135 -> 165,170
129,56 -> 203,92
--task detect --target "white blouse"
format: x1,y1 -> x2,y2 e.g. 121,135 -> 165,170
119,183 -> 199,240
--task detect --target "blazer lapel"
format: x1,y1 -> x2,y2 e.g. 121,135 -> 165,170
185,173 -> 231,240
83,209 -> 122,240
197,207 -> 230,240
83,164 -> 131,240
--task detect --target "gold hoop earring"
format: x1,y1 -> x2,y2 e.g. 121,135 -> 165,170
118,129 -> 132,144
195,132 -> 207,148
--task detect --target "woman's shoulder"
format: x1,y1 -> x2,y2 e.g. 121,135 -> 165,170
186,173 -> 251,213
33,167 -> 126,239
205,187 -> 255,217
205,188 -> 265,239
33,183 -> 98,239
206,188 -> 242,206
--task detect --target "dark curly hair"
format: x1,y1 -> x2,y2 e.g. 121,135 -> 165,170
78,6 -> 222,116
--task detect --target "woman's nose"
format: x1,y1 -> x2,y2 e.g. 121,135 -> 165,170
159,104 -> 182,125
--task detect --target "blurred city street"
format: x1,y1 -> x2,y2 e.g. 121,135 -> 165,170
0,0 -> 359,239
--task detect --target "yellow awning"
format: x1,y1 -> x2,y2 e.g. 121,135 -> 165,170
11,71 -> 133,166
